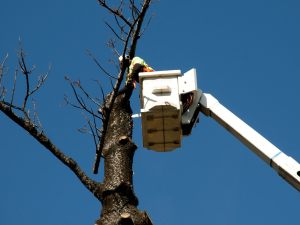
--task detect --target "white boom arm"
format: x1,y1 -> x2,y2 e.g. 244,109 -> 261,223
199,93 -> 300,192
138,68 -> 300,191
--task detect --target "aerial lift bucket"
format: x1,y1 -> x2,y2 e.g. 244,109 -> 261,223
139,69 -> 201,152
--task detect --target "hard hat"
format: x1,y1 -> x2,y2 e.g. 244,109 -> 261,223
119,54 -> 129,62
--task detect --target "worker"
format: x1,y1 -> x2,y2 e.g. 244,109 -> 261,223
118,55 -> 154,95
181,92 -> 194,113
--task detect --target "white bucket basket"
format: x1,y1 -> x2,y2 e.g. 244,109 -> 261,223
139,69 -> 200,152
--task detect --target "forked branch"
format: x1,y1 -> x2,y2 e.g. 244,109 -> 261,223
0,100 -> 103,200
0,51 -> 104,200
92,0 -> 153,174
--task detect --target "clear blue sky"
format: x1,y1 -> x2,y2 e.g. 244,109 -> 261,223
1,1 -> 300,225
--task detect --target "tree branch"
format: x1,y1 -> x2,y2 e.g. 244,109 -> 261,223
97,0 -> 133,27
93,0 -> 153,174
105,21 -> 126,43
86,50 -> 117,80
114,15 -> 129,37
0,53 -> 9,86
65,77 -> 102,120
0,101 -> 104,201
29,66 -> 50,96
129,0 -> 152,58
92,36 -> 132,174
18,49 -> 34,111
9,69 -> 18,109
2,0 -> 155,223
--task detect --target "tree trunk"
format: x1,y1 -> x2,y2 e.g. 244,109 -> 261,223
95,94 -> 152,225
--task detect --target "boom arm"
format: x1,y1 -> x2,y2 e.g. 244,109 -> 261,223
199,93 -> 300,192
138,68 -> 300,191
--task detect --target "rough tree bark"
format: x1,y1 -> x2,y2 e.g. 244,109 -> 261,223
96,94 -> 152,225
0,0 -> 154,224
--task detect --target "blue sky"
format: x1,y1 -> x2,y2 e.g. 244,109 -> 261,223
1,0 -> 300,225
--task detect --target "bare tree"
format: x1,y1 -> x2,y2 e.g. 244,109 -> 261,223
0,1 -> 153,224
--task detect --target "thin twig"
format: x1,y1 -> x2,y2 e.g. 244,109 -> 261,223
30,65 -> 50,96
130,0 -> 137,20
87,118 -> 98,150
0,87 -> 6,100
2,100 -> 23,111
97,0 -> 133,27
107,40 -> 121,60
92,112 -> 101,140
93,80 -> 106,103
76,82 -> 101,107
114,15 -> 129,37
32,99 -> 43,130
86,50 -> 117,80
129,0 -> 141,20
118,0 -> 124,11
129,0 -> 152,58
139,14 -> 153,37
0,53 -> 9,85
65,77 -> 102,120
18,49 -> 32,111
0,101 -> 103,201
10,69 -> 18,109
93,1 -> 152,174
105,21 -> 126,42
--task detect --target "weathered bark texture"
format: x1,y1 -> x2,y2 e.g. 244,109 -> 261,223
95,93 -> 152,225
0,1 -> 154,223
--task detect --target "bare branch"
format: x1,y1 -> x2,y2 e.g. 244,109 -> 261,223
65,78 -> 104,171
18,49 -> 33,111
139,13 -> 154,37
86,50 -> 117,80
0,101 -> 104,200
29,65 -> 50,96
93,113 -> 101,140
65,77 -> 103,122
0,53 -> 9,85
130,0 -> 137,20
118,0 -> 125,12
107,39 -> 121,60
77,84 -> 101,107
78,125 -> 89,134
129,0 -> 152,58
0,47 -> 49,123
97,0 -> 133,27
105,21 -> 126,43
0,55 -> 9,100
1,100 -> 23,111
93,27 -> 135,173
71,82 -> 87,108
2,0 -> 155,222
109,78 -> 114,90
129,0 -> 141,20
32,99 -> 43,130
87,117 -> 98,150
93,79 -> 106,103
78,114 -> 99,147
114,15 -> 129,37
93,0 -> 153,174
64,94 -> 82,110
9,69 -> 18,108
0,88 -> 6,100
